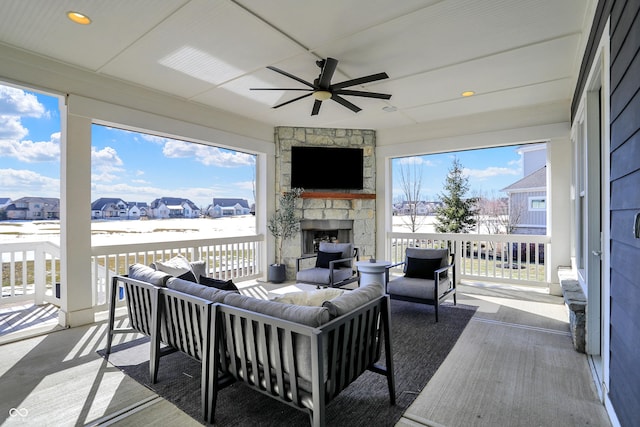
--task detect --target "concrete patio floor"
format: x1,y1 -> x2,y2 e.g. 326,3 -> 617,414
0,281 -> 611,426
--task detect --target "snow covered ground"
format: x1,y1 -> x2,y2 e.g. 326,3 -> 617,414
0,216 -> 258,244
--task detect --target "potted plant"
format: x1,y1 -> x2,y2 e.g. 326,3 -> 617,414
267,187 -> 303,283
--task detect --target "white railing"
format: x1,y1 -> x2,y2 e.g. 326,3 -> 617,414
387,232 -> 550,287
1,241 -> 61,305
1,234 -> 264,312
90,234 -> 265,311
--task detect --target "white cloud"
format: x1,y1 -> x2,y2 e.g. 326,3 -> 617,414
463,166 -> 519,180
0,132 -> 60,162
0,86 -> 47,117
0,115 -> 29,140
398,156 -> 435,167
0,168 -> 59,196
92,146 -> 124,177
162,140 -> 254,167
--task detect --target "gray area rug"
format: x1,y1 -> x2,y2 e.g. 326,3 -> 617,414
100,300 -> 476,426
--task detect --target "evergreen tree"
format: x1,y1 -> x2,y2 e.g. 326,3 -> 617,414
434,157 -> 478,233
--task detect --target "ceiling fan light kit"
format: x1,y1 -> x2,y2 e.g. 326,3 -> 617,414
251,57 -> 391,116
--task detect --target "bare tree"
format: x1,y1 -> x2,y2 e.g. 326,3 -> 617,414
397,158 -> 427,232
475,190 -> 525,234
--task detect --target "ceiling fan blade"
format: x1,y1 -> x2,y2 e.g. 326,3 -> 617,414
334,89 -> 391,99
273,92 -> 313,109
331,95 -> 362,113
331,72 -> 389,90
266,66 -> 315,88
311,99 -> 322,116
317,57 -> 338,89
250,88 -> 313,91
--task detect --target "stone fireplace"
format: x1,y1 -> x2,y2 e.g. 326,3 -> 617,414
275,126 -> 377,280
300,219 -> 354,255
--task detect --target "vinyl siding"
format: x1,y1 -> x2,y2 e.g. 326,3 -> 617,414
609,0 -> 640,425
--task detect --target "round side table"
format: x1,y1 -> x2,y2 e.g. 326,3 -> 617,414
356,260 -> 391,289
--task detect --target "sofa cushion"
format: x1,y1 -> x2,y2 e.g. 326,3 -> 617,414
129,263 -> 171,287
271,288 -> 344,307
315,250 -> 343,268
223,293 -> 331,384
199,276 -> 239,292
190,260 -> 207,281
166,277 -> 230,303
322,282 -> 383,318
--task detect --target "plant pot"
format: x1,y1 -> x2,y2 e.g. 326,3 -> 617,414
268,264 -> 286,283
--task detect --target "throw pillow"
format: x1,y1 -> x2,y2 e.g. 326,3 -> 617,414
404,256 -> 442,279
154,255 -> 193,278
177,270 -> 198,283
315,250 -> 343,269
199,276 -> 239,292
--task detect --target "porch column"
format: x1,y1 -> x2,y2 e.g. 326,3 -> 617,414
547,137 -> 572,296
58,108 -> 93,327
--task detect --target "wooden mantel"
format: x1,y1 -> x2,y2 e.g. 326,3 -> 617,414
300,192 -> 376,200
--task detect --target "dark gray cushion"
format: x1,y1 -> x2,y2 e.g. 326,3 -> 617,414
166,277 -> 230,303
129,263 -> 171,287
322,282 -> 383,318
403,248 -> 449,276
315,250 -> 342,268
405,257 -> 441,279
318,242 -> 353,267
199,276 -> 239,292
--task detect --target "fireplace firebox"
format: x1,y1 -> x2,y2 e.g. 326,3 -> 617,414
300,219 -> 353,255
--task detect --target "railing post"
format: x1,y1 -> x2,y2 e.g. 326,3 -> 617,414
453,238 -> 462,285
34,247 -> 45,305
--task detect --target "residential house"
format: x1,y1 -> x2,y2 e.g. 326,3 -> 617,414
0,197 -> 11,209
0,1 -> 638,425
393,201 -> 442,216
501,144 -> 548,235
4,197 -> 59,220
127,202 -> 148,219
149,197 -> 200,219
208,198 -> 251,218
90,198 -> 127,220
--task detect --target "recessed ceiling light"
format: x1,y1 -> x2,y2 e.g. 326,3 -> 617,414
67,11 -> 91,25
461,91 -> 475,97
382,106 -> 397,112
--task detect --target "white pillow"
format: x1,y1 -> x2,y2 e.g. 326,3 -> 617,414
155,255 -> 193,278
272,288 -> 344,307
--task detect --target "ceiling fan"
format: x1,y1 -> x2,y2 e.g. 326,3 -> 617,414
251,57 -> 391,116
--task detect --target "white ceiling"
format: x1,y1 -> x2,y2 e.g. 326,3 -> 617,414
0,0 -> 593,132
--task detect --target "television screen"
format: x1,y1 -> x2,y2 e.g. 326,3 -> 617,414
291,146 -> 364,190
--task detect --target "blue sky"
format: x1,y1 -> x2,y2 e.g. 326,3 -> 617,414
0,84 -> 256,209
1,83 -> 526,208
391,147 -> 524,202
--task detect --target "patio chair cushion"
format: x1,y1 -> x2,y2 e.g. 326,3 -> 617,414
271,288 -> 344,306
129,263 -> 171,287
386,276 -> 452,301
166,277 -> 230,303
405,257 -> 442,279
322,282 -> 383,318
319,242 -> 353,267
315,250 -> 343,268
296,266 -> 354,286
403,248 -> 450,278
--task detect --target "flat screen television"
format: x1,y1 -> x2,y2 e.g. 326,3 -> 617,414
291,146 -> 364,190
